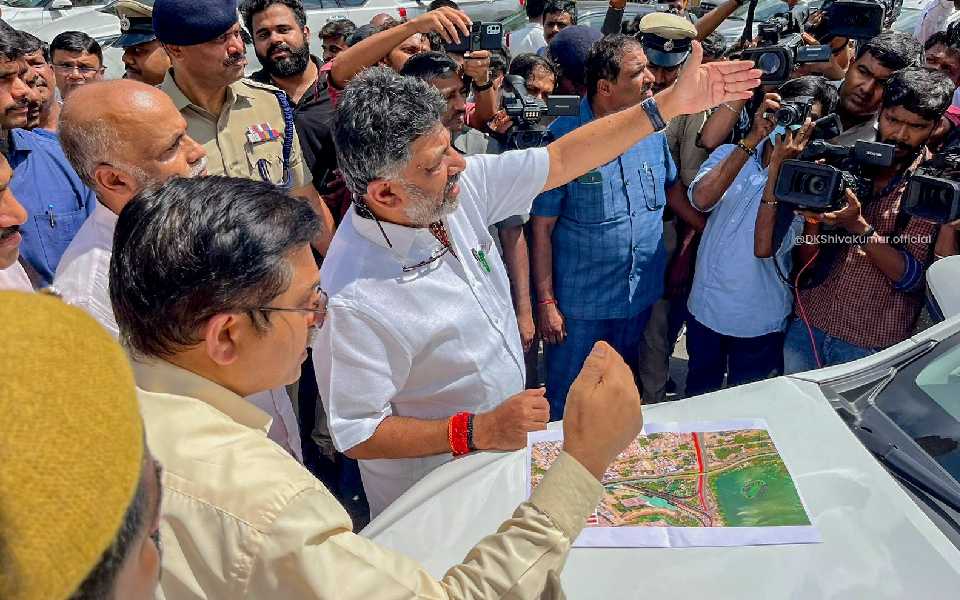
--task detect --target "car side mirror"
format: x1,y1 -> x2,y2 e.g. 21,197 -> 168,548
50,0 -> 73,10
926,255 -> 960,322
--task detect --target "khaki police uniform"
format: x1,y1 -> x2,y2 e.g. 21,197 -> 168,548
160,72 -> 311,188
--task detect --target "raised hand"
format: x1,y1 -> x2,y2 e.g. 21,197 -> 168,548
410,7 -> 471,44
657,41 -> 762,120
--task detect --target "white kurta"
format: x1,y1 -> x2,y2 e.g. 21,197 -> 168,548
53,201 -> 304,461
314,148 -> 550,516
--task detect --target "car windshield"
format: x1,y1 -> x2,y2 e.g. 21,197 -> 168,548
875,335 -> 960,482
0,0 -> 47,7
729,0 -> 796,21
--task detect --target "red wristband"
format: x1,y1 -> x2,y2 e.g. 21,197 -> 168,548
538,298 -> 557,306
448,412 -> 472,456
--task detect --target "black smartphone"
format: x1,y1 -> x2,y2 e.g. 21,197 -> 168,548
444,22 -> 503,54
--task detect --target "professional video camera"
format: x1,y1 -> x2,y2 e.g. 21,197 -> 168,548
444,22 -> 503,54
904,149 -> 960,224
740,7 -> 832,86
774,140 -> 896,211
501,75 -> 579,150
805,0 -> 887,42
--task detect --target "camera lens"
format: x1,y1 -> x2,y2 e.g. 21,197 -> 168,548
798,174 -> 827,196
756,52 -> 782,75
775,106 -> 798,126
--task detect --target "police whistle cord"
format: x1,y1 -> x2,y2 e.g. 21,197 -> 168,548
273,90 -> 296,190
794,247 -> 824,369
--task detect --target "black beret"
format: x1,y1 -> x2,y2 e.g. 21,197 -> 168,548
153,0 -> 238,46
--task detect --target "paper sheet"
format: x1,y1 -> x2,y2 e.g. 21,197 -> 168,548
527,419 -> 821,548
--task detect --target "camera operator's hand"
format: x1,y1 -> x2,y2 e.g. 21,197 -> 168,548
488,110 -> 514,135
802,189 -> 870,234
537,302 -> 566,345
462,50 -> 491,85
743,93 -> 780,148
769,117 -> 815,166
409,7 -> 471,44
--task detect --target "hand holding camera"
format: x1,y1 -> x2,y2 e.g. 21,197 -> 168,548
462,50 -> 491,86
769,117 -> 816,166
745,93 -> 782,148
801,188 -> 868,234
411,7 -> 472,45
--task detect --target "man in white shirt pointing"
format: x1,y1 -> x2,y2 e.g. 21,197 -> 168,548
314,42 -> 761,515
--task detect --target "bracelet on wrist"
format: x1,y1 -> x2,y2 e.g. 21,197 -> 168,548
448,412 -> 472,456
760,198 -> 778,206
474,80 -> 493,92
736,140 -> 756,157
855,225 -> 876,245
538,298 -> 557,306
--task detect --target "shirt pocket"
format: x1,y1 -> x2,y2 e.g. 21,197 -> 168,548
568,179 -> 611,224
32,207 -> 86,273
246,138 -> 287,186
637,160 -> 667,212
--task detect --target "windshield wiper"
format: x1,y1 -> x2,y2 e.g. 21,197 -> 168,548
855,405 -> 960,513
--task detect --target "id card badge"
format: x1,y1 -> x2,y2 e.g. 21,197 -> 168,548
576,170 -> 603,184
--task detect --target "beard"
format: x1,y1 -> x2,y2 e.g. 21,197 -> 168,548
257,41 -> 311,78
401,175 -> 461,227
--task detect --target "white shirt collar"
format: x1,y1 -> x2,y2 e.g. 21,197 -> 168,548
349,208 -> 447,265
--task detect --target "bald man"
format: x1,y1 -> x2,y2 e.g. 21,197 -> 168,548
54,79 -> 207,338
53,79 -> 305,461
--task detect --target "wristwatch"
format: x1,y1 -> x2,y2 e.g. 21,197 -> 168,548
474,80 -> 493,92
641,97 -> 668,132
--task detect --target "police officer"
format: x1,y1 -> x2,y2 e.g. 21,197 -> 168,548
152,0 -> 334,252
635,12 -> 708,404
103,0 -> 170,86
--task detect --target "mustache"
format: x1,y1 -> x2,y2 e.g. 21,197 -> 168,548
269,42 -> 292,55
444,174 -> 460,196
0,224 -> 21,242
189,156 -> 208,178
224,54 -> 246,67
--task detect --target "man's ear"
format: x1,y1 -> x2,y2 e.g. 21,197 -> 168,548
366,179 -> 402,211
596,78 -> 613,99
162,43 -> 182,60
92,164 -> 139,207
202,313 -> 242,367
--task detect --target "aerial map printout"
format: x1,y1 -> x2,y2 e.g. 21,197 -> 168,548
527,419 -> 821,547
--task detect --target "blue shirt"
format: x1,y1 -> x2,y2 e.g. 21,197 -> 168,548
531,98 -> 677,320
686,144 -> 803,338
8,129 -> 96,286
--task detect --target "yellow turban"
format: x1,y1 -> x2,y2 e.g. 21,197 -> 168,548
0,292 -> 144,600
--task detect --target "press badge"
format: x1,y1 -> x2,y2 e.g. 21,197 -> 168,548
576,170 -> 603,184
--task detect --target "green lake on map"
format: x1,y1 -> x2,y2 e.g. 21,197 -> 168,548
709,456 -> 811,526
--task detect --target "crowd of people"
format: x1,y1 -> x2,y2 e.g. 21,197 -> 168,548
0,0 -> 958,597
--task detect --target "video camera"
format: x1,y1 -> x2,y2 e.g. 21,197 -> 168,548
904,149 -> 960,224
806,1 -> 886,42
501,75 -> 579,150
774,140 -> 896,211
444,22 -> 503,54
740,8 -> 832,86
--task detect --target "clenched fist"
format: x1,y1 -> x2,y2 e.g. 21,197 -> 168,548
562,342 -> 644,480
474,388 -> 550,451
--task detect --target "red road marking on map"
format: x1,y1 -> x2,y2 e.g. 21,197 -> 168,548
691,433 -> 707,510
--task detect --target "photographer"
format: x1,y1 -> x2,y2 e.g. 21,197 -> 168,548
832,30 -> 923,145
530,34 -> 679,419
785,67 -> 956,373
687,76 -> 836,396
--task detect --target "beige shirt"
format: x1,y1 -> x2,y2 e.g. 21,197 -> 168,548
666,111 -> 710,188
160,72 -> 310,189
136,358 -> 603,599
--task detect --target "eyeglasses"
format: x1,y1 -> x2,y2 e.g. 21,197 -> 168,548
52,63 -> 104,77
255,286 -> 329,325
402,244 -> 450,272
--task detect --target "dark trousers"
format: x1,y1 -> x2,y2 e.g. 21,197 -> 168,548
685,317 -> 784,398
544,308 -> 652,422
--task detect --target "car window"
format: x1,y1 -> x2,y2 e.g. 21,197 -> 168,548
729,0 -> 795,21
0,0 -> 46,7
875,332 -> 960,482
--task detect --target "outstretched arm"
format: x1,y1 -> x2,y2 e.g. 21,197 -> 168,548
543,42 -> 761,192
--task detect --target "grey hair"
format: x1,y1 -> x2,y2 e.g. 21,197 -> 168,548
60,113 -> 150,188
333,66 -> 447,197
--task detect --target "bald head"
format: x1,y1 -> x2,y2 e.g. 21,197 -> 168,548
59,79 -> 206,213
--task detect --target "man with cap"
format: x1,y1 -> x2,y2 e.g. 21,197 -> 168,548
636,11 -> 708,404
151,0 -> 335,252
546,24 -> 601,95
104,0 -> 171,86
0,291 -> 163,600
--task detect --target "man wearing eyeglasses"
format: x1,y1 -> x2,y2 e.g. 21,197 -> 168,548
49,31 -> 105,99
109,172 -> 650,600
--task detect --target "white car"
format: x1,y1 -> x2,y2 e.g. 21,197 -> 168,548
9,0 -> 523,81
365,257 -> 960,598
